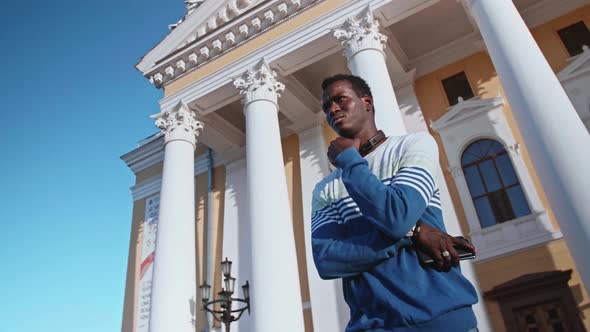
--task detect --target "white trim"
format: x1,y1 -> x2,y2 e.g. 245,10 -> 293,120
520,0 -> 590,29
557,46 -> 590,83
158,0 -> 407,110
137,0 -> 260,73
431,96 -> 562,260
471,212 -> 563,261
558,47 -> 590,132
144,0 -> 322,88
131,176 -> 162,201
121,136 -> 165,174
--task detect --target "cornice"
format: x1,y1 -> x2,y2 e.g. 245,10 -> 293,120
129,150 -> 230,201
131,176 -> 162,201
159,0 -> 392,111
121,135 -> 165,174
146,0 -> 319,88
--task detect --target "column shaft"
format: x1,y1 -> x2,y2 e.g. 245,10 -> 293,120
235,60 -> 305,332
467,0 -> 590,287
150,141 -> 197,331
149,104 -> 203,332
349,50 -> 405,136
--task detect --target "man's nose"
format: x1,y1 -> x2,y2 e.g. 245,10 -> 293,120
328,101 -> 341,114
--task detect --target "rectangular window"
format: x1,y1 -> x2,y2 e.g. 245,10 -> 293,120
441,72 -> 475,106
557,21 -> 590,57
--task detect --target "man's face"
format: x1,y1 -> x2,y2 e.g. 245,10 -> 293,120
322,80 -> 373,138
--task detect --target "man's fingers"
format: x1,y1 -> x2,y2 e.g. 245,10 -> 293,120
452,237 -> 476,254
448,245 -> 460,267
432,251 -> 445,271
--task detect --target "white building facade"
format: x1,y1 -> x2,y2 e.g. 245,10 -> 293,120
122,0 -> 590,331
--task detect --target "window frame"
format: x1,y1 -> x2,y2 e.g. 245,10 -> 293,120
461,139 -> 532,228
556,20 -> 590,57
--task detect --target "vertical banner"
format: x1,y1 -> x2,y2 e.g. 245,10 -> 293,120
136,194 -> 160,332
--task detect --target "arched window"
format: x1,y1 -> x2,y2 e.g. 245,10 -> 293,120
461,139 -> 531,228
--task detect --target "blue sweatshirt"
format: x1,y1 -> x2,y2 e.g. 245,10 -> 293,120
311,133 -> 478,332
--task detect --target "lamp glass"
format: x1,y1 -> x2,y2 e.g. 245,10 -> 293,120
225,277 -> 236,294
221,257 -> 232,277
242,281 -> 250,299
199,283 -> 211,302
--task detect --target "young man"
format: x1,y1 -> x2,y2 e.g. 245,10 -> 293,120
311,74 -> 479,331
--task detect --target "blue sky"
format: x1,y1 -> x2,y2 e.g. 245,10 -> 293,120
0,1 -> 185,331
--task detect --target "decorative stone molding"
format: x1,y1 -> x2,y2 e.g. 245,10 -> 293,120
431,95 -> 561,261
333,6 -> 387,60
233,59 -> 285,106
448,165 -> 464,178
145,0 -> 320,88
151,102 -> 204,147
558,45 -> 590,132
131,176 -> 162,202
507,143 -> 521,156
121,134 -> 165,174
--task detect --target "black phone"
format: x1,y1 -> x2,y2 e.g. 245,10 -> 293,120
417,236 -> 476,266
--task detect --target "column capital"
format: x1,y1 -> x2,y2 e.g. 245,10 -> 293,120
333,6 -> 387,60
151,102 -> 204,147
233,59 -> 285,106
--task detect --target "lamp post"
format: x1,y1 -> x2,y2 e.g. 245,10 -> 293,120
199,257 -> 250,332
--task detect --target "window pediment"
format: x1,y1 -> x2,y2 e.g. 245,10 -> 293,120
557,45 -> 590,83
430,95 -> 504,132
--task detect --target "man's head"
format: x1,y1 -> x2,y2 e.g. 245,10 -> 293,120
321,74 -> 376,139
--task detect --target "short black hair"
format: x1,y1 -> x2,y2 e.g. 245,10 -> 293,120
321,74 -> 374,103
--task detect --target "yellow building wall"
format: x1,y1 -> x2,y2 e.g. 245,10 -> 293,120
414,51 -> 558,234
282,133 -> 314,331
531,4 -> 590,73
122,199 -> 146,332
413,5 -> 590,330
475,241 -> 589,331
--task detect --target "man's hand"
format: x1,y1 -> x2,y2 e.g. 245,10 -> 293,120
414,223 -> 476,271
328,137 -> 361,165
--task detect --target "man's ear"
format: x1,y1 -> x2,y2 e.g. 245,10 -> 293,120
362,95 -> 373,112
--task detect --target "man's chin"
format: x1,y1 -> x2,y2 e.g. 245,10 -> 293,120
335,128 -> 355,138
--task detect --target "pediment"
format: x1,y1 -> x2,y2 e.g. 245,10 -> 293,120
430,95 -> 504,132
137,0 -> 266,74
136,0 -> 315,88
557,46 -> 590,83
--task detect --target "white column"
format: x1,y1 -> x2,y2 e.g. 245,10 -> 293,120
221,158 -> 252,332
397,85 -> 493,331
463,0 -> 590,288
298,125 -> 349,332
149,103 -> 204,332
334,6 -> 406,136
233,60 -> 305,332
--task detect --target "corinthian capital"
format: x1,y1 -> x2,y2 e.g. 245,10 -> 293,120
233,59 -> 285,106
333,7 -> 387,59
151,102 -> 204,147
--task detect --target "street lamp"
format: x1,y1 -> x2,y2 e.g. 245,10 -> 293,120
199,257 -> 250,332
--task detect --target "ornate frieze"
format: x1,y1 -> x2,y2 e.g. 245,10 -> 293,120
333,7 -> 388,60
146,0 -> 320,88
151,103 -> 204,146
233,60 -> 285,105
